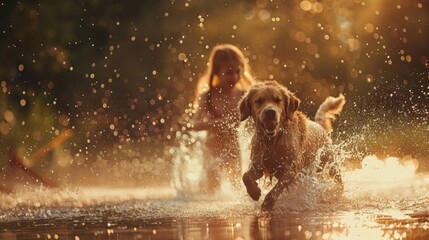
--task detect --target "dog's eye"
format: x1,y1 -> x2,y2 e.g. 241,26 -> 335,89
274,97 -> 282,103
255,98 -> 263,104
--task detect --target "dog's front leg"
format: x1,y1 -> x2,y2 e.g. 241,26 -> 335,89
242,165 -> 263,201
261,171 -> 295,211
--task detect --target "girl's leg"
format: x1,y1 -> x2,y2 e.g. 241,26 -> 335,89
222,150 -> 242,190
202,150 -> 221,194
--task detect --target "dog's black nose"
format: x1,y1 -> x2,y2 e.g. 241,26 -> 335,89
264,108 -> 277,120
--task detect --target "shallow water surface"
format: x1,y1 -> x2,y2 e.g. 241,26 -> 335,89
1,205 -> 429,240
1,156 -> 429,239
1,177 -> 429,239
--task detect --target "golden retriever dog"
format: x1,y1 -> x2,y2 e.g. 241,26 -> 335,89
239,80 -> 345,211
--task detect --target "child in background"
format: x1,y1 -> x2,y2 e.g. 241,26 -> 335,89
192,44 -> 255,193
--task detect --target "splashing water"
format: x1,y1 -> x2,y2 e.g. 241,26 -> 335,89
171,122 -> 254,199
170,131 -> 206,197
1,130 -> 427,214
1,126 -> 429,239
169,124 -> 427,215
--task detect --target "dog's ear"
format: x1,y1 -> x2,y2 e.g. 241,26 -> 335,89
282,88 -> 300,120
239,92 -> 251,121
287,94 -> 300,120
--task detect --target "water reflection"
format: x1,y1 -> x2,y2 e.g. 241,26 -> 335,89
1,157 -> 428,239
1,213 -> 429,240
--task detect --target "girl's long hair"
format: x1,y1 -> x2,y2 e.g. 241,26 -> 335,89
193,44 -> 255,107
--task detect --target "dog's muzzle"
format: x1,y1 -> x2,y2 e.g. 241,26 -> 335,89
261,108 -> 279,137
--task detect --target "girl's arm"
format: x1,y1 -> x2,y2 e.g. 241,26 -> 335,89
191,92 -> 240,131
191,99 -> 232,131
192,112 -> 239,132
191,94 -> 212,131
192,117 -> 212,131
193,115 -> 237,131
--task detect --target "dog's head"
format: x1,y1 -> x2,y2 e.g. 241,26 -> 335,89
239,80 -> 300,137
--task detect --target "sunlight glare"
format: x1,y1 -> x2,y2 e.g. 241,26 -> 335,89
344,155 -> 418,183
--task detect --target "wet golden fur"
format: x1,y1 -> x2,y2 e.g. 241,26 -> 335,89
239,80 -> 345,211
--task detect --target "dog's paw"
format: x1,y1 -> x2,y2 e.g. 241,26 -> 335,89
261,194 -> 275,212
246,184 -> 261,201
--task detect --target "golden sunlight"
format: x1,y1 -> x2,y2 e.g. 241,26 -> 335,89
344,155 -> 419,183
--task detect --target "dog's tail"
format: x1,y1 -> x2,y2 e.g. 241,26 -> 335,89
315,94 -> 346,133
